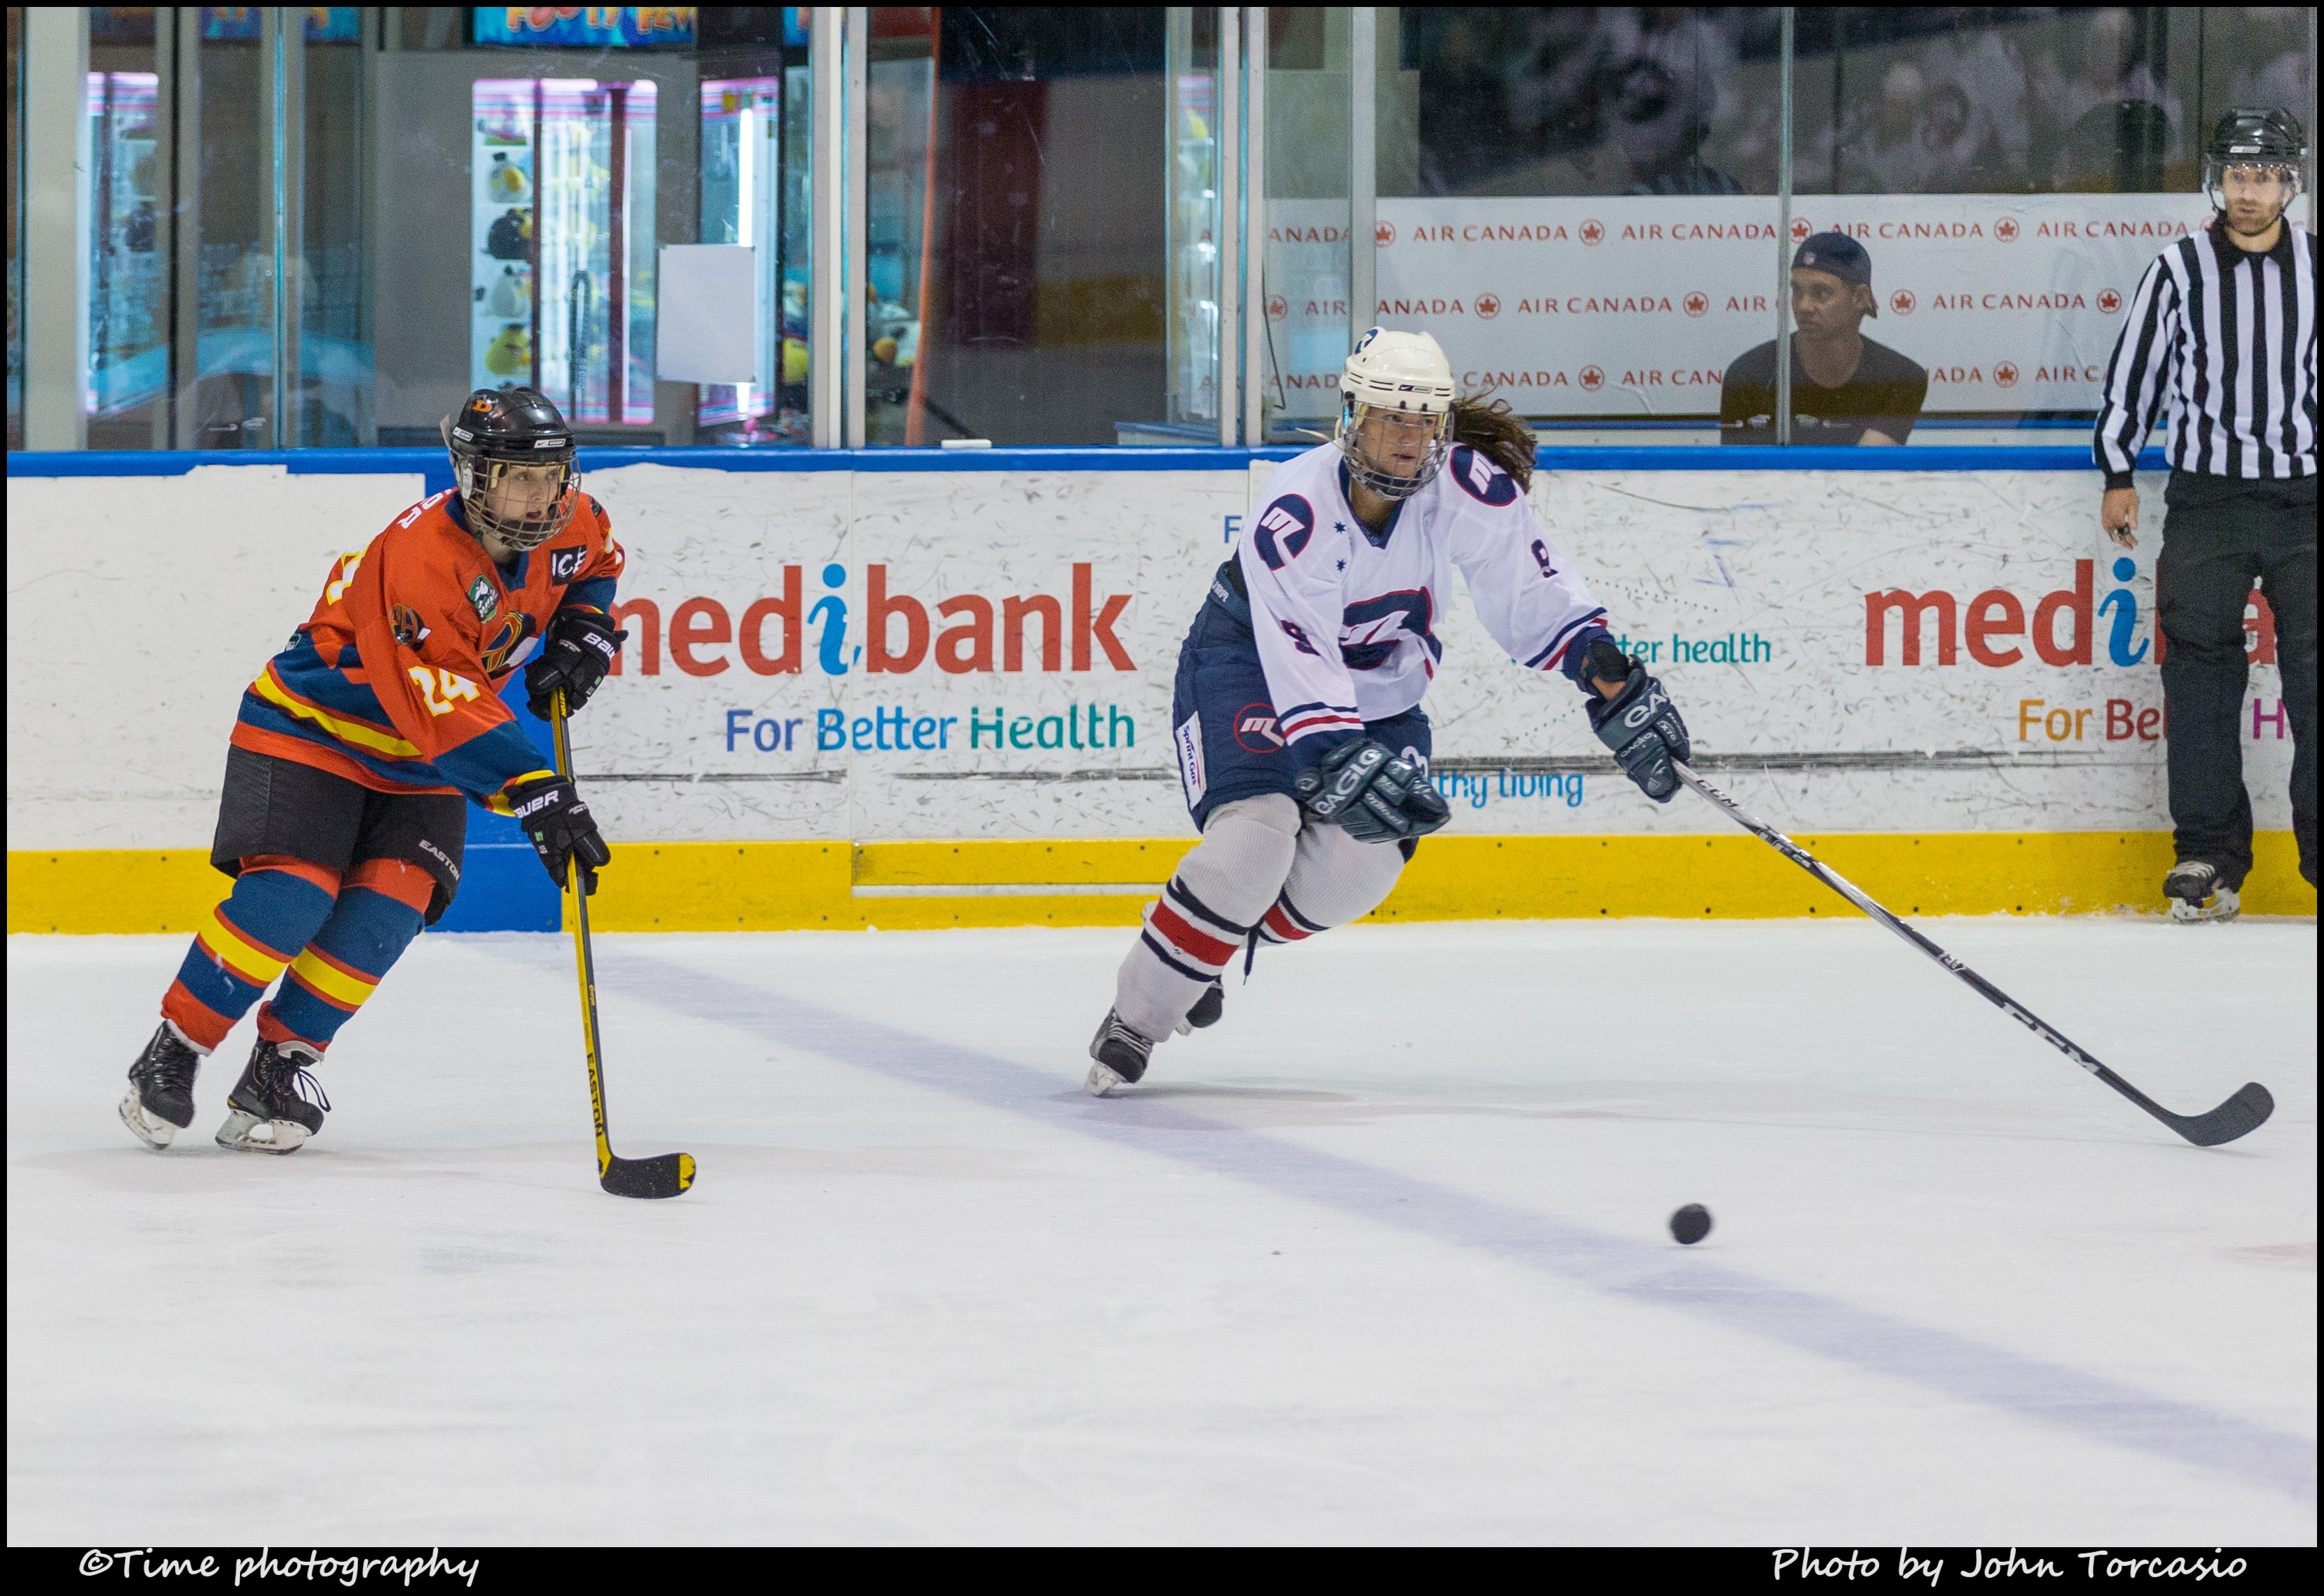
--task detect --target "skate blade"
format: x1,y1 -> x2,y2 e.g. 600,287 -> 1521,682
1085,1060 -> 1128,1098
2168,889 -> 2240,924
214,1110 -> 310,1154
119,1089 -> 179,1151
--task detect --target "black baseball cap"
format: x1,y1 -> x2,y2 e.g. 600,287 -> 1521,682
1793,231 -> 1876,315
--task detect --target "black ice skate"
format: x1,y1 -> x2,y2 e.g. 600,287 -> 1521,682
2164,859 -> 2240,924
1086,1009 -> 1155,1097
121,1023 -> 204,1150
1175,981 -> 1225,1036
216,1039 -> 331,1154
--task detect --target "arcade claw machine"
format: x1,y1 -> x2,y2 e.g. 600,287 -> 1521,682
471,77 -> 658,427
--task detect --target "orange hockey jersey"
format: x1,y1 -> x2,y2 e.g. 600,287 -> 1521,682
232,488 -> 624,810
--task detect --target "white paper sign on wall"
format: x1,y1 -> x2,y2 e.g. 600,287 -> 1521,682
655,244 -> 759,385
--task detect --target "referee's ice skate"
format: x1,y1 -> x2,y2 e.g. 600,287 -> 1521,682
2165,859 -> 2242,924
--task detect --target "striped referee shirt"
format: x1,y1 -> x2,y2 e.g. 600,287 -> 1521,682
2092,221 -> 2318,486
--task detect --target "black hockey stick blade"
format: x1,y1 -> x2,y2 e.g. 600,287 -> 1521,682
603,1150 -> 697,1199
2166,1082 -> 2275,1147
1670,760 -> 2275,1148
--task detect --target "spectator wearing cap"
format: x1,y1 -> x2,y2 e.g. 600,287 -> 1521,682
1720,233 -> 1929,446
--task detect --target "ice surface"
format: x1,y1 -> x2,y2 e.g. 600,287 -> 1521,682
8,917 -> 2315,1544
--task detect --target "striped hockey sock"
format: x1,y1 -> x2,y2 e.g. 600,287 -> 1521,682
160,857 -> 342,1053
259,858 -> 434,1051
1114,876 -> 1258,1039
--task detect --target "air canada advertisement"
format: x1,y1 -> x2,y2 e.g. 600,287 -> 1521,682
1265,193 -> 2235,418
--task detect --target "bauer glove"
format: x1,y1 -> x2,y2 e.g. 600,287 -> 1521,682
1294,737 -> 1452,845
506,774 -> 611,892
525,609 -> 627,721
1583,639 -> 1690,804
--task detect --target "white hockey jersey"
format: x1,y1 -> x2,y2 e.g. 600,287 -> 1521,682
1235,441 -> 1608,748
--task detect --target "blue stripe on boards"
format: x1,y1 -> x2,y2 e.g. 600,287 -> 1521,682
552,944 -> 2316,1509
6,444 -> 2174,478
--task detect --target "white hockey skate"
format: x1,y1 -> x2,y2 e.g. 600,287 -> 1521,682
2164,860 -> 2240,924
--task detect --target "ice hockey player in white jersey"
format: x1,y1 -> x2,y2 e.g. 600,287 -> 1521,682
1087,327 -> 1693,1095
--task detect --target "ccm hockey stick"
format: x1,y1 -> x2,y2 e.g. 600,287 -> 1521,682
552,692 -> 696,1198
1673,760 -> 2273,1147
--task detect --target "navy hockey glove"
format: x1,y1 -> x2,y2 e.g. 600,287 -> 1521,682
506,774 -> 611,892
525,609 -> 627,721
1583,639 -> 1690,804
1294,738 -> 1453,845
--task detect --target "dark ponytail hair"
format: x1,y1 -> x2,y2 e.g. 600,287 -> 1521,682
1450,394 -> 1538,491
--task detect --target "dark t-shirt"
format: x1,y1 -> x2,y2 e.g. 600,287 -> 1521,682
1719,336 -> 1929,446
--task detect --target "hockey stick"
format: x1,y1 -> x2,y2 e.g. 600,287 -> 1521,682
551,691 -> 696,1198
1672,760 -> 2273,1147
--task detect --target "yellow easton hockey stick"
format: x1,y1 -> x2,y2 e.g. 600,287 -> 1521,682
551,690 -> 695,1198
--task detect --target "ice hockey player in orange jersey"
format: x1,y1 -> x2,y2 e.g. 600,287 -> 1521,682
121,388 -> 626,1155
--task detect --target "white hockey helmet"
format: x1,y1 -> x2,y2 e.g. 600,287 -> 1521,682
1337,327 -> 1456,499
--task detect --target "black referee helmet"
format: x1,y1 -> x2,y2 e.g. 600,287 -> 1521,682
2203,108 -> 2307,221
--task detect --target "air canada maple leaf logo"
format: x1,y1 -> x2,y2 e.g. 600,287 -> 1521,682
1580,219 -> 1604,246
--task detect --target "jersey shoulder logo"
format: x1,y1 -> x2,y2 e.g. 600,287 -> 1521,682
390,603 -> 431,647
468,574 -> 499,622
1253,494 -> 1318,570
1450,444 -> 1520,507
548,545 -> 588,585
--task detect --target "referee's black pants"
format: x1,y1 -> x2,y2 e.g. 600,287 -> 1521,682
2156,471 -> 2317,889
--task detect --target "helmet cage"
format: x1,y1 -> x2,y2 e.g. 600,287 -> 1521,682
1336,396 -> 1453,500
455,452 -> 579,551
2203,156 -> 2304,225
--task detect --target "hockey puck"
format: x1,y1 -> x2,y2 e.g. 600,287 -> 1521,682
1668,1203 -> 1712,1246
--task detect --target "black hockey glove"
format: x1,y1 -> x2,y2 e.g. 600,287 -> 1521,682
525,609 -> 628,721
506,774 -> 611,892
1294,737 -> 1453,845
1583,638 -> 1690,804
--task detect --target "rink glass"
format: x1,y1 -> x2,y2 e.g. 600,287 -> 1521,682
3,6 -> 2316,455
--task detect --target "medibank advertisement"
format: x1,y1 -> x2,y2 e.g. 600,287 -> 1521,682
550,461 -> 2289,843
3,460 -> 2292,852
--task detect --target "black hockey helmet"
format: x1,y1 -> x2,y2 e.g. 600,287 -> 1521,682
445,386 -> 579,552
2203,107 -> 2307,218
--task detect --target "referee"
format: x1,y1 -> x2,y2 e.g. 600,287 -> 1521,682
2095,108 -> 2316,923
